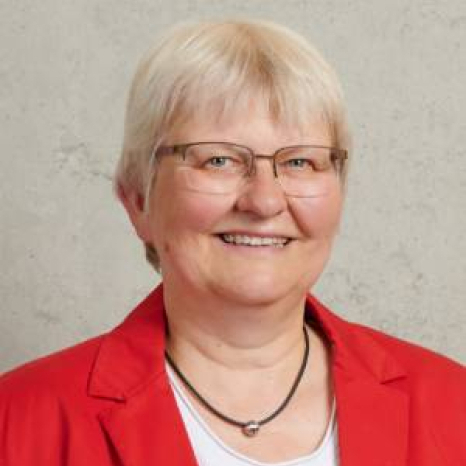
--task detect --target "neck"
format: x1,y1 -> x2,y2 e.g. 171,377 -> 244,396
161,279 -> 333,438
163,279 -> 308,372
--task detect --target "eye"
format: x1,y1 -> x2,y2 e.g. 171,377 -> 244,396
280,156 -> 320,172
205,156 -> 231,168
285,158 -> 314,169
200,151 -> 245,172
279,148 -> 333,173
185,143 -> 249,174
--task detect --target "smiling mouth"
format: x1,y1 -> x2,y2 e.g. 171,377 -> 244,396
218,234 -> 292,247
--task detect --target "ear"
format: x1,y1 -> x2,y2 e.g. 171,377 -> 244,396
117,183 -> 152,243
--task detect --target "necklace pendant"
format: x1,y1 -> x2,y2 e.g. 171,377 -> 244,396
242,421 -> 260,437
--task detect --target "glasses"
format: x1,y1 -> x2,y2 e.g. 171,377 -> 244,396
155,142 -> 347,197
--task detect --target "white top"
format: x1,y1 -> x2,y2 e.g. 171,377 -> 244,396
167,364 -> 339,466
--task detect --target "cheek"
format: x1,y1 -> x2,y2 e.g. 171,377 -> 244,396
289,190 -> 343,239
152,192 -> 236,276
151,188 -> 236,246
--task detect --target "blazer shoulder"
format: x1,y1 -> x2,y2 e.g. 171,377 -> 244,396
0,335 -> 105,404
0,335 -> 120,464
344,321 -> 466,463
349,320 -> 466,386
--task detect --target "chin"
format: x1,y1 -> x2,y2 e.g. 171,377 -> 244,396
210,273 -> 306,307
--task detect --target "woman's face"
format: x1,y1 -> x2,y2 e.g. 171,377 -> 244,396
135,107 -> 344,305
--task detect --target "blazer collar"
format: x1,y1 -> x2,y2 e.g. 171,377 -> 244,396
88,286 -> 167,401
306,294 -> 406,384
89,284 -> 409,466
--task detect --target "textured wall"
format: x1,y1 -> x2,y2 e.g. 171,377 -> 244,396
1,0 -> 465,372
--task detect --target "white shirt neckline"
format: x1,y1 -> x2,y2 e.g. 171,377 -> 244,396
167,363 -> 338,466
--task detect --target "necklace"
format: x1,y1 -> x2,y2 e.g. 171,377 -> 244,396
165,326 -> 309,437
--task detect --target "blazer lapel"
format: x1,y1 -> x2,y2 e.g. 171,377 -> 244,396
307,296 -> 409,466
97,373 -> 198,466
334,376 -> 409,465
88,285 -> 199,466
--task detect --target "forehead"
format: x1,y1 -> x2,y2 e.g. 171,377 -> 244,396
168,105 -> 331,152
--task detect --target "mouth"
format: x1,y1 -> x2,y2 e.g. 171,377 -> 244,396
217,233 -> 292,248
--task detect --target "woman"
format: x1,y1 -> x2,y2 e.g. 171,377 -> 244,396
1,20 -> 465,466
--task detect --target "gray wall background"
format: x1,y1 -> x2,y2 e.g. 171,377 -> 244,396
1,0 -> 465,373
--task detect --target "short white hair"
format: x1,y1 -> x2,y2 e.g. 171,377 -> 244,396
115,19 -> 351,271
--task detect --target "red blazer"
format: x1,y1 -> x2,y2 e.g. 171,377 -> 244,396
1,284 -> 465,465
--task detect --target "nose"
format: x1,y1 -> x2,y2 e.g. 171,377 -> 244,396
235,158 -> 287,218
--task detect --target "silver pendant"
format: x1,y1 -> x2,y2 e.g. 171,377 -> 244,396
242,421 -> 260,437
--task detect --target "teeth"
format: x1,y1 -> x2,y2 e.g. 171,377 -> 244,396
221,234 -> 289,247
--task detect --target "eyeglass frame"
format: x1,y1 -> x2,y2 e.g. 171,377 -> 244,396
154,142 -> 348,180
